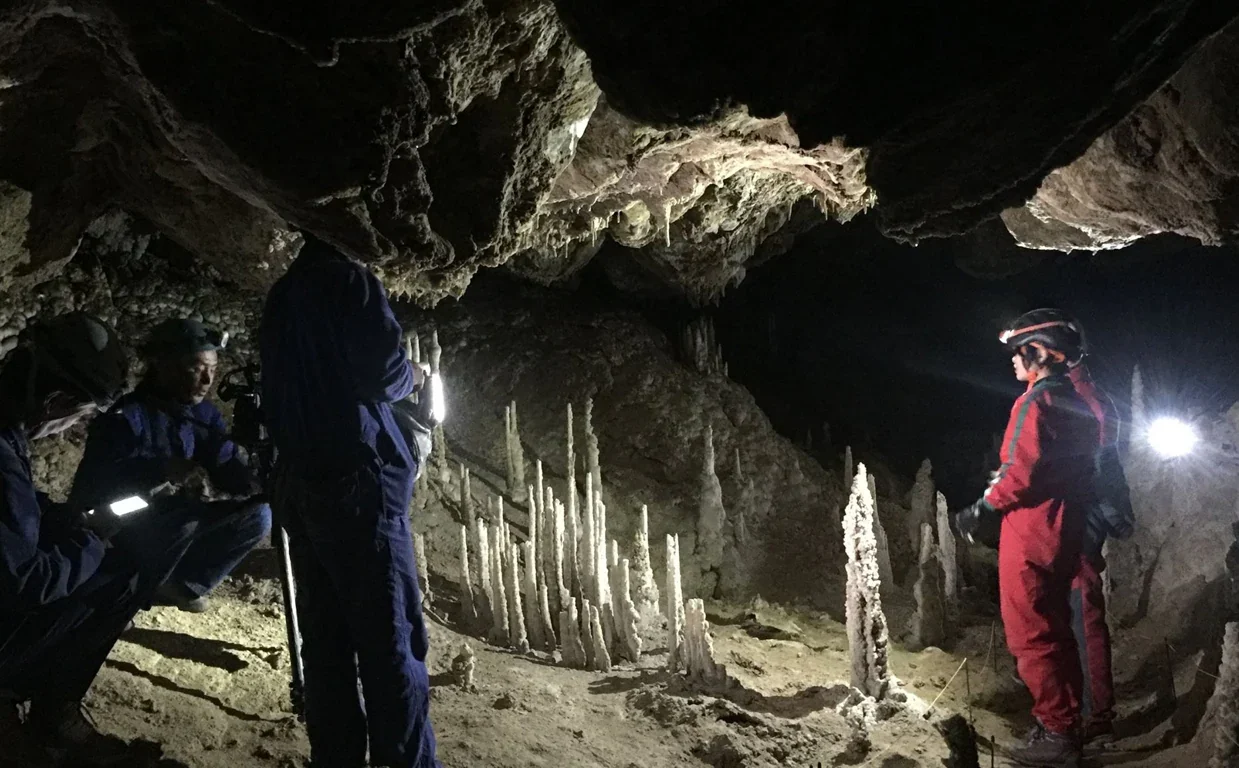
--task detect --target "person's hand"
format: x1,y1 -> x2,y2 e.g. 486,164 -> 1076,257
82,509 -> 124,541
952,500 -> 1001,548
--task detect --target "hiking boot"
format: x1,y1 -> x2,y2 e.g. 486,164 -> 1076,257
1005,724 -> 1081,767
0,700 -> 53,767
154,583 -> 210,613
26,701 -> 130,765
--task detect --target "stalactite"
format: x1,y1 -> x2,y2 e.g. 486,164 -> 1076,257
696,424 -> 726,596
505,402 -> 527,502
935,491 -> 960,622
474,518 -> 493,629
589,605 -> 612,672
459,525 -> 477,629
413,532 -> 432,610
867,471 -> 895,597
909,523 -> 946,650
684,598 -> 728,687
489,525 -> 509,645
523,541 -> 545,651
910,459 -> 935,556
1210,623 -> 1239,767
539,583 -> 557,651
844,463 -> 892,700
507,536 -> 529,653
666,533 -> 686,672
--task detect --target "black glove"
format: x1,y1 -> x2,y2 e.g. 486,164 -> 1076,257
953,500 -> 1001,548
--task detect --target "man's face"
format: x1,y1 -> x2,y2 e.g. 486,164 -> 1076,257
156,349 -> 219,405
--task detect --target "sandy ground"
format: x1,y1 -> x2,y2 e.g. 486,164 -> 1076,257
72,549 -> 1200,768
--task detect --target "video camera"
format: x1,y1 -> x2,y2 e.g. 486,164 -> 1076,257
218,363 -> 272,485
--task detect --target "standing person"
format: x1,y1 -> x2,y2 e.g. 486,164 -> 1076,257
955,309 -> 1099,766
0,313 -> 191,765
70,318 -> 272,613
1065,319 -> 1134,744
259,235 -> 438,768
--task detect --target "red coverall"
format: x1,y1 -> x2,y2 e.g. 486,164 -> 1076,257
1068,365 -> 1118,727
984,373 -> 1099,735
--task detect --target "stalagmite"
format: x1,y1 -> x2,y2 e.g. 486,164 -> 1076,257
559,600 -> 586,668
616,558 -> 642,661
908,523 -> 947,649
843,445 -> 854,495
459,525 -> 477,628
631,505 -> 661,636
527,482 -> 540,606
489,526 -> 509,645
534,459 -> 545,523
867,471 -> 895,597
539,584 -> 557,652
1209,623 -> 1239,767
451,643 -> 475,689
584,398 -> 603,549
564,403 -> 580,593
504,402 -> 527,502
666,534 -> 686,672
683,598 -> 727,686
523,541 -> 545,650
459,464 -> 473,522
413,533 -> 432,610
474,519 -> 493,628
594,494 -> 614,652
551,497 -> 566,618
1131,364 -> 1147,439
589,605 -> 612,672
580,597 -> 596,669
607,539 -> 623,656
935,491 -> 960,620
432,422 -> 449,481
696,424 -> 727,594
909,459 -> 935,556
507,537 -> 530,653
582,470 -> 596,602
844,463 -> 892,700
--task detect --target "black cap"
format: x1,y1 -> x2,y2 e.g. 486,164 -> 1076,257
143,319 -> 228,359
23,312 -> 130,409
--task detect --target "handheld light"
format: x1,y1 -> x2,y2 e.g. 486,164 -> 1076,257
87,495 -> 150,518
1147,417 -> 1197,458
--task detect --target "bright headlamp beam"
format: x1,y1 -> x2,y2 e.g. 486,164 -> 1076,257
1147,417 -> 1197,458
430,372 -> 446,423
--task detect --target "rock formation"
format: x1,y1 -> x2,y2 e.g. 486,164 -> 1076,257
1211,623 -> 1239,767
683,598 -> 728,688
867,472 -> 895,598
666,533 -> 686,672
458,525 -> 477,629
909,459 -> 934,555
695,424 -> 727,596
908,523 -> 947,650
680,316 -> 727,376
936,492 -> 960,621
631,505 -> 662,639
504,402 -> 527,503
844,463 -> 891,700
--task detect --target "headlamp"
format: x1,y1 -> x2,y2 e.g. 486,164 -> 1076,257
1147,417 -> 1197,458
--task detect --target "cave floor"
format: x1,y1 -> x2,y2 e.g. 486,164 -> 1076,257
80,553 -> 1193,768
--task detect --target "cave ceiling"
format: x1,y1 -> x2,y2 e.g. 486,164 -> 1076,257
0,1 -> 1235,304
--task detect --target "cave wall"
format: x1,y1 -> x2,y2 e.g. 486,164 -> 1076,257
1004,17 -> 1239,251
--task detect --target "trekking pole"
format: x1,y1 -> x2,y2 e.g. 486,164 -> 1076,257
275,524 -> 305,717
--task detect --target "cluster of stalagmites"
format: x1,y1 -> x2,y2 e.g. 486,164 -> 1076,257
679,316 -> 727,377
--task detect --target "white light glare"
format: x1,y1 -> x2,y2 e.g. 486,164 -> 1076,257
1148,417 -> 1197,458
430,372 -> 447,423
109,496 -> 149,517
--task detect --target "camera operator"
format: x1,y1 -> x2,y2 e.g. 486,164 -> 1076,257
260,235 -> 439,768
0,313 -> 201,765
70,319 -> 271,613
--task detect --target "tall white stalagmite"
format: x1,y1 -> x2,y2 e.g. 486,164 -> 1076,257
867,472 -> 895,596
507,537 -> 529,653
684,598 -> 727,686
695,424 -> 727,593
459,525 -> 476,628
505,402 -> 527,502
527,482 -> 540,606
539,584 -> 557,652
584,397 -> 602,507
844,463 -> 891,700
582,471 -> 596,602
565,403 -> 580,595
594,493 -> 614,651
666,534 -> 686,672
632,505 -> 661,637
474,519 -> 493,628
843,446 -> 854,495
580,597 -> 596,669
523,541 -> 545,650
908,523 -> 946,649
413,532 -> 432,610
489,525 -> 509,645
534,459 -> 545,523
551,497 -> 566,618
541,484 -> 556,603
559,599 -> 586,668
615,557 -> 642,662
935,491 -> 960,621
459,464 -> 473,522
589,605 -> 612,672
909,459 -> 935,556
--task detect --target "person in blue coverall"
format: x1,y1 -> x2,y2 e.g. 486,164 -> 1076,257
0,313 -> 203,766
71,318 -> 271,613
260,235 -> 438,768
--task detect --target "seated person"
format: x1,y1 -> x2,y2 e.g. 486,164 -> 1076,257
71,318 -> 271,613
0,313 -> 199,763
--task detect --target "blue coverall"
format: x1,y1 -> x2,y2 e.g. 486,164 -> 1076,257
0,426 -> 199,705
259,240 -> 437,768
70,388 -> 272,598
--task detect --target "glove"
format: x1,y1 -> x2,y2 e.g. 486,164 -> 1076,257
953,500 -> 1001,548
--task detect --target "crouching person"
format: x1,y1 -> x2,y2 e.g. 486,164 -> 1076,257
0,313 -> 199,765
70,319 -> 271,613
